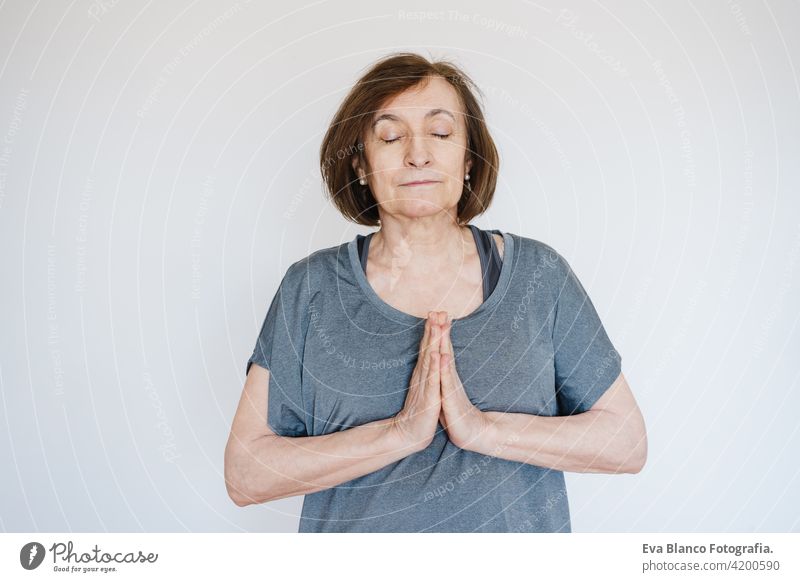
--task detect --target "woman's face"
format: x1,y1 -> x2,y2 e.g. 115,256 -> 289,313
353,76 -> 473,222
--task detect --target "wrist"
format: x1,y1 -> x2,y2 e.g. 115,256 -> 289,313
466,411 -> 501,456
380,415 -> 424,456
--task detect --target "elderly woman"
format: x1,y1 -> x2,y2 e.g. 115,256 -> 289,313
224,52 -> 647,532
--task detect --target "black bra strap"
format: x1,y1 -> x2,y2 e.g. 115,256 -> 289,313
467,224 -> 502,301
356,232 -> 373,273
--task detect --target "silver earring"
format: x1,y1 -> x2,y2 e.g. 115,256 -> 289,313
359,178 -> 367,185
465,173 -> 470,180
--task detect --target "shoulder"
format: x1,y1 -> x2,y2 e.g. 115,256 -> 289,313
504,232 -> 578,297
506,232 -> 565,271
278,239 -> 348,295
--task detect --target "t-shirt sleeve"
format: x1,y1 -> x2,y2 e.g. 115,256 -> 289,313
246,262 -> 310,437
550,249 -> 622,415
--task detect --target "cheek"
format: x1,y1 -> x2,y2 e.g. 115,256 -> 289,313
436,143 -> 468,175
367,151 -> 399,180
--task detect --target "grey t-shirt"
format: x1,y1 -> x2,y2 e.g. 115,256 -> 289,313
246,230 -> 622,532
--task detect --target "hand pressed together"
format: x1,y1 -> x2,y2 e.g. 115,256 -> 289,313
391,311 -> 491,452
437,312 -> 489,450
433,311 -> 492,450
389,311 -> 443,452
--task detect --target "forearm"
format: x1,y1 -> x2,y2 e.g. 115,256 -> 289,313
226,417 -> 415,506
472,410 -> 645,474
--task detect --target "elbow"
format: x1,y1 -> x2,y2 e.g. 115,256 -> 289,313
224,443 -> 260,507
224,438 -> 286,506
599,411 -> 647,474
224,459 -> 252,507
622,427 -> 648,474
227,482 -> 252,507
618,404 -> 648,474
229,492 -> 251,508
226,470 -> 267,507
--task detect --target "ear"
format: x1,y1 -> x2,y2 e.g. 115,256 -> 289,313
465,158 -> 473,175
351,154 -> 367,183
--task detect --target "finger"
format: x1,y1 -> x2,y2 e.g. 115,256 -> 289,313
422,322 -> 438,383
426,351 -> 440,405
429,317 -> 442,354
439,352 -> 451,394
428,330 -> 441,384
407,320 -> 430,392
418,347 -> 430,387
439,320 -> 452,358
439,312 -> 452,358
441,352 -> 462,404
420,317 -> 431,363
421,318 -> 434,367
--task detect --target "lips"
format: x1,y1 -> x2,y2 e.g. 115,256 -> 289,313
400,180 -> 440,186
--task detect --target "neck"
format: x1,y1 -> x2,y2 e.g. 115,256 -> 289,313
369,214 -> 473,271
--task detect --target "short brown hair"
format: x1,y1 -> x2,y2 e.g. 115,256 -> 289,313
319,52 -> 499,227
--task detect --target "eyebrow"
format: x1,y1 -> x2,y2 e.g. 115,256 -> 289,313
371,108 -> 456,129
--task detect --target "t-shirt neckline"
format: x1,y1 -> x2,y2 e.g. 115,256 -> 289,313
346,229 -> 515,325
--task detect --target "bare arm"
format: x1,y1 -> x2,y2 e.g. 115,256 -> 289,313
224,363 -> 422,506
467,372 -> 647,474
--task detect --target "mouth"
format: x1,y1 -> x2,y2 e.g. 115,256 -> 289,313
400,180 -> 440,187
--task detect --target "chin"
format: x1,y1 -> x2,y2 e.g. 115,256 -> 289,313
388,194 -> 459,218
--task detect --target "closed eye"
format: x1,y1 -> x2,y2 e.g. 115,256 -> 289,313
381,134 -> 451,144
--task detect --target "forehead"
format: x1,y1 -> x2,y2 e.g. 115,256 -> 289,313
373,76 -> 464,121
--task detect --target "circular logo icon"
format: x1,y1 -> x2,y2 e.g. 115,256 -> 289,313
20,542 -> 46,570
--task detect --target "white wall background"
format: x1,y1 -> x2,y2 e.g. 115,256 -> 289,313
1,0 -> 798,533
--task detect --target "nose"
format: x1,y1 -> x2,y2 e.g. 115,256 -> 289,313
404,134 -> 432,168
